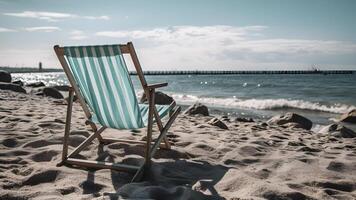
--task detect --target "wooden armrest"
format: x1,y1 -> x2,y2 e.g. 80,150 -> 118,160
146,82 -> 168,89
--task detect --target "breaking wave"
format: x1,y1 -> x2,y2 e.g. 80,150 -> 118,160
171,94 -> 355,114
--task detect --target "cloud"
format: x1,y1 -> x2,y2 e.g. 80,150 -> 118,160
95,25 -> 356,69
83,15 -> 110,20
96,25 -> 266,39
24,26 -> 61,32
3,11 -> 110,22
0,27 -> 16,32
69,30 -> 88,40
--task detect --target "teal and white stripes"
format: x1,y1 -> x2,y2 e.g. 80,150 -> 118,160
139,104 -> 172,126
64,45 -> 144,129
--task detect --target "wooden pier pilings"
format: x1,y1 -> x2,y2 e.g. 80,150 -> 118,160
129,70 -> 355,75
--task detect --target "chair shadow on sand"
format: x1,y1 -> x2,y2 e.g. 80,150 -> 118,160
76,141 -> 229,199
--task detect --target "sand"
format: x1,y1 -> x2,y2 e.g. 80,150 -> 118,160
0,89 -> 355,200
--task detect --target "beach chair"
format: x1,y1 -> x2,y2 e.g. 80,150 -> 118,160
53,42 -> 181,181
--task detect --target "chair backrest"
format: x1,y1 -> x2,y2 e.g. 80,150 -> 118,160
62,44 -> 145,129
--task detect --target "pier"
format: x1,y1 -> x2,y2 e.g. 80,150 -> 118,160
130,70 -> 355,75
1,66 -> 354,75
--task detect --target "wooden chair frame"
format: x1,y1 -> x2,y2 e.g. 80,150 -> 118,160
54,42 -> 181,182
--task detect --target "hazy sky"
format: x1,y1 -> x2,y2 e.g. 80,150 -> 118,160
0,0 -> 356,70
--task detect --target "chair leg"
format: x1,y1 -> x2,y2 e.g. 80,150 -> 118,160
131,163 -> 145,182
162,135 -> 171,149
58,89 -> 74,166
153,103 -> 172,150
149,106 -> 181,158
145,89 -> 154,167
67,126 -> 106,158
85,119 -> 104,143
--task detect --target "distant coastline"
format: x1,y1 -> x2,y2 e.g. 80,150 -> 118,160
1,66 -> 354,75
0,66 -> 63,73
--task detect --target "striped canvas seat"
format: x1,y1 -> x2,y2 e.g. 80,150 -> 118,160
138,104 -> 172,126
90,104 -> 172,127
63,45 -> 172,129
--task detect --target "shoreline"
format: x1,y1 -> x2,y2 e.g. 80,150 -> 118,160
6,72 -> 356,131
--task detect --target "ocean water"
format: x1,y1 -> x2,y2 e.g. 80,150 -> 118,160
12,72 -> 356,129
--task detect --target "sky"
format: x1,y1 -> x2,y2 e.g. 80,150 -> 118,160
0,0 -> 356,70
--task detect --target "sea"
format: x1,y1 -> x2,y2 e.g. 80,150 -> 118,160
12,72 -> 356,131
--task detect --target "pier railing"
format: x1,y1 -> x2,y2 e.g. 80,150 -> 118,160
1,66 -> 354,75
129,70 -> 354,75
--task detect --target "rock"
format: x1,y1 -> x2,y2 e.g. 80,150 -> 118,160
0,83 -> 26,93
220,115 -> 230,122
53,85 -> 71,91
267,112 -> 312,130
192,179 -> 214,195
0,70 -> 11,83
184,103 -> 209,116
140,91 -> 174,105
319,124 -> 356,138
260,122 -> 268,127
235,117 -> 254,122
208,118 -> 228,129
12,80 -> 24,86
26,82 -> 45,88
282,122 -> 306,129
339,109 -> 356,124
42,87 -> 63,99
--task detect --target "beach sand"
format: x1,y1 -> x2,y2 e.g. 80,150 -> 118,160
1,90 -> 355,200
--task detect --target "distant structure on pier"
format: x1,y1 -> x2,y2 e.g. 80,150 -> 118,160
39,62 -> 42,72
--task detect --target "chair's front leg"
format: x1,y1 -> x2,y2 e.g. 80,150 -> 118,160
58,88 -> 74,166
153,107 -> 171,149
145,88 -> 155,167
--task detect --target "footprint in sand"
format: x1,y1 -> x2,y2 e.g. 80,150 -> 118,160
57,186 -> 78,195
23,135 -> 87,148
154,148 -> 190,159
241,158 -> 260,164
22,170 -> 60,186
108,143 -> 144,157
262,190 -> 310,200
31,150 -> 59,162
304,180 -> 355,193
238,145 -> 265,157
0,157 -> 27,165
71,130 -> 90,137
223,159 -> 245,166
3,170 -> 60,189
0,150 -> 30,157
175,141 -> 192,147
193,143 -> 216,152
2,138 -> 18,147
80,180 -> 105,194
326,161 -> 347,172
23,139 -> 59,148
11,167 -> 34,176
37,121 -> 64,129
297,146 -> 321,153
287,141 -> 306,147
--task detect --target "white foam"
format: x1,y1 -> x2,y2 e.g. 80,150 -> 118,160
170,94 -> 355,114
